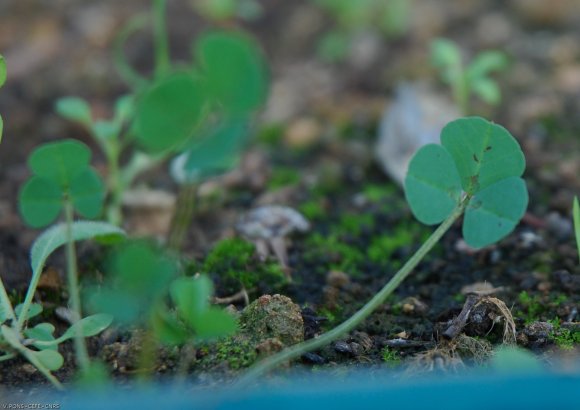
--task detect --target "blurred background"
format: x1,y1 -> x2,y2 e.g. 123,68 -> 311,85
0,0 -> 580,276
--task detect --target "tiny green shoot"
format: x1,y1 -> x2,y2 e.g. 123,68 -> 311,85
431,38 -> 509,114
236,116 -> 528,385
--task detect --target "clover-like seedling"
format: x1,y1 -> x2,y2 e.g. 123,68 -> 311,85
153,275 -> 237,345
405,116 -> 528,248
16,139 -> 109,380
431,38 -> 509,114
88,242 -> 236,374
236,116 -> 529,385
18,139 -> 105,228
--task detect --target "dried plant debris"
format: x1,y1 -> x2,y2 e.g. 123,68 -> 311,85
443,294 -> 517,344
236,205 -> 310,275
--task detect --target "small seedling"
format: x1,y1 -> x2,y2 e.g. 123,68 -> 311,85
573,196 -> 580,262
236,116 -> 528,384
17,140 -> 117,380
431,38 -> 509,114
88,242 -> 237,375
59,1 -> 269,235
314,0 -> 410,62
0,221 -> 124,389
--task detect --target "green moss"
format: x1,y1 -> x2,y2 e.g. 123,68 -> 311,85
336,213 -> 373,236
299,198 -> 326,221
304,233 -> 365,274
362,184 -> 397,203
268,167 -> 302,189
381,347 -> 401,367
214,337 -> 258,369
202,238 -> 284,291
368,227 -> 413,265
257,123 -> 285,146
517,291 -> 545,324
548,319 -> 580,350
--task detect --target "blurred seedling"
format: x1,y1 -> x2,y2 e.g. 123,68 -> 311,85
14,140 -> 125,385
0,219 -> 123,388
88,241 -> 237,378
237,116 -> 528,384
314,0 -> 410,62
431,38 -> 509,114
58,1 -> 269,247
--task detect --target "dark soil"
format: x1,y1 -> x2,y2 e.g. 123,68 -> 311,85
1,0 -> 579,393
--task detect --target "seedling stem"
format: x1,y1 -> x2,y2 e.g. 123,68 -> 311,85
237,196 -> 469,385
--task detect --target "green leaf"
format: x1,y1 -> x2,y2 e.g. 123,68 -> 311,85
463,177 -> 528,248
92,120 -> 120,140
88,242 -> 177,325
25,323 -> 57,351
69,169 -> 105,218
15,303 -> 43,321
134,73 -> 206,153
60,314 -> 113,341
573,196 -> 580,262
0,54 -> 6,88
431,38 -> 462,82
193,308 -> 237,340
30,221 -> 125,282
150,308 -> 189,345
28,139 -> 91,185
441,117 -> 525,194
18,176 -> 63,228
196,31 -> 268,114
114,95 -> 134,124
55,97 -> 92,125
170,120 -> 248,184
405,117 -> 528,249
170,275 -> 212,325
471,77 -> 501,105
467,51 -> 508,79
33,349 -> 64,371
404,144 -> 462,225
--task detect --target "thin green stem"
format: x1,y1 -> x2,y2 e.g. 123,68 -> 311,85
153,0 -> 170,79
64,201 -> 90,372
236,198 -> 469,386
0,279 -> 16,324
167,183 -> 198,251
119,151 -> 167,190
113,13 -> 149,90
105,140 -> 123,226
0,352 -> 16,362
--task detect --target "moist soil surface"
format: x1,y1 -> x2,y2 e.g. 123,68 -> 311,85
0,0 -> 579,393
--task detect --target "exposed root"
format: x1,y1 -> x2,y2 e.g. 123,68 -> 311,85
473,296 -> 517,345
405,341 -> 465,375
